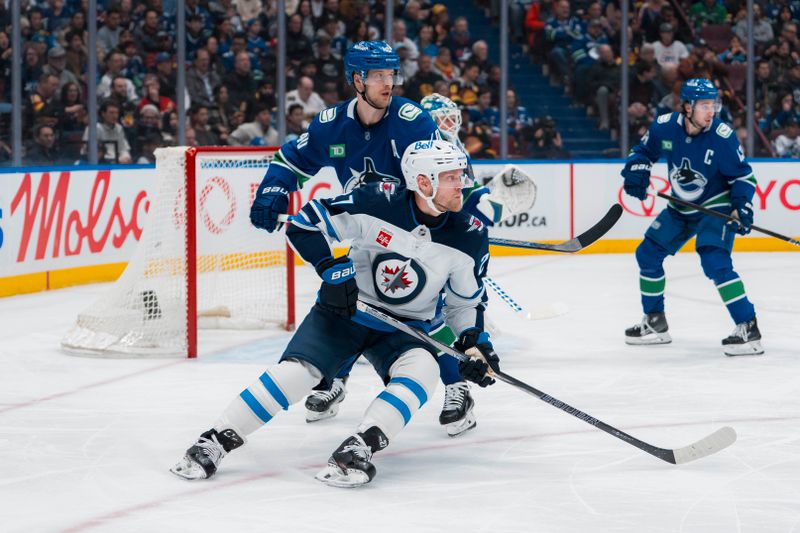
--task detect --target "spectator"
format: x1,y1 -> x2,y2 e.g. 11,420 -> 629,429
719,35 -> 748,64
98,8 -> 123,56
586,44 -> 620,130
245,18 -> 269,58
396,44 -> 418,81
44,0 -> 72,34
138,75 -> 176,115
402,0 -> 423,40
771,93 -> 800,130
652,23 -> 689,70
22,44 -> 45,95
83,100 -> 132,164
209,84 -> 236,143
445,16 -> 474,64
630,60 -> 658,108
154,52 -> 178,101
544,0 -> 583,86
187,48 -> 221,108
627,102 -> 652,146
772,117 -> 800,157
469,40 -> 492,79
768,40 -> 796,82
405,53 -> 444,101
432,46 -> 460,81
98,51 -> 137,101
58,82 -> 86,134
468,88 -> 495,126
639,0 -> 665,43
136,132 -> 162,164
108,75 -> 139,128
42,46 -> 79,91
26,124 -> 62,165
654,5 -> 692,45
571,18 -> 609,101
733,5 -> 773,54
296,0 -> 316,40
120,38 -> 146,89
228,103 -> 278,146
63,30 -> 87,80
190,104 -> 219,146
525,115 -> 570,159
205,36 -> 227,80
657,79 -> 684,114
285,103 -> 306,141
431,3 -> 451,45
134,104 -> 162,147
285,76 -> 325,126
688,0 -> 728,30
488,88 -> 533,135
134,9 -> 164,56
416,23 -> 439,58
450,62 -> 482,106
755,59 -> 779,114
319,81 -> 339,107
286,14 -> 314,66
224,50 -> 259,111
314,36 -> 344,88
25,72 -> 60,135
391,19 -> 420,60
459,105 -> 495,159
524,0 -> 547,60
317,13 -> 348,59
187,15 -> 210,60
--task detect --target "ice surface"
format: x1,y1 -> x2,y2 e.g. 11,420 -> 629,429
1,253 -> 799,533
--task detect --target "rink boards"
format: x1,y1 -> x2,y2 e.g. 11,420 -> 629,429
1,160 -> 798,297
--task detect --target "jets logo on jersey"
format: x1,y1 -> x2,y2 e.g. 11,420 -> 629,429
345,157 -> 400,192
372,253 -> 427,305
670,157 -> 708,201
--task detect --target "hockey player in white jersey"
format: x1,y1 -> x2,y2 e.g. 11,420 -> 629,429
621,78 -> 762,355
171,139 -> 500,487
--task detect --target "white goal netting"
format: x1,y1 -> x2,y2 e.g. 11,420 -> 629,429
61,146 -> 292,357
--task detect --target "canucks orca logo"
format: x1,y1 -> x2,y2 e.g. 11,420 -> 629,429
345,157 -> 400,192
670,157 -> 708,201
372,252 -> 426,305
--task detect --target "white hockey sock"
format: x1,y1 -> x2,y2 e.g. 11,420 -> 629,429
215,359 -> 321,436
358,349 -> 439,443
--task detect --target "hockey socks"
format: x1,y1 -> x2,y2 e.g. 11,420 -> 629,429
715,277 -> 756,325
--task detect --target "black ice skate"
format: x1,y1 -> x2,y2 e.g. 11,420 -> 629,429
625,312 -> 672,345
305,376 -> 348,422
722,318 -> 764,356
170,428 -> 245,480
439,381 -> 476,437
315,427 -> 388,488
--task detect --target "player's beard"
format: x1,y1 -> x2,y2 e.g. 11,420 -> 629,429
433,189 -> 463,213
363,84 -> 392,109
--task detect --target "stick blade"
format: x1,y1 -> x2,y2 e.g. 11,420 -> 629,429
575,203 -> 623,248
671,426 -> 737,465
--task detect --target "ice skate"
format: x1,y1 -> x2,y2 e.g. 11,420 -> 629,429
305,377 -> 348,422
315,432 -> 378,488
170,428 -> 244,480
439,381 -> 476,437
723,318 -> 764,356
625,312 -> 672,345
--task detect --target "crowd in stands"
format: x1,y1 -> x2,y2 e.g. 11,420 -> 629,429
520,0 -> 800,156
0,0 -> 542,165
1,0 -> 798,164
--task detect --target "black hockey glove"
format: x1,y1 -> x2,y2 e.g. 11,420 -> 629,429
455,329 -> 500,388
621,157 -> 652,201
728,197 -> 754,235
250,186 -> 289,233
316,256 -> 359,318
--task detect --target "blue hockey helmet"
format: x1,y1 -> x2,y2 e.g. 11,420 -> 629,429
344,41 -> 401,85
680,78 -> 720,111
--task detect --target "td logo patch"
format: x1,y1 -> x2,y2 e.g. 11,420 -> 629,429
372,253 -> 426,305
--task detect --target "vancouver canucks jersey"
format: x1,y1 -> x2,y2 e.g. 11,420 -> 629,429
286,184 -> 490,337
260,97 -> 439,193
629,112 -> 757,214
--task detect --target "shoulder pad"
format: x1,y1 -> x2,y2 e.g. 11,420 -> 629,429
398,102 -> 423,121
318,107 -> 337,123
656,113 -> 672,124
715,123 -> 733,139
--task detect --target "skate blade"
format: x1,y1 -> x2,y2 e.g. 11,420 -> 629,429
305,403 -> 341,423
170,455 -> 209,480
445,411 -> 477,437
625,332 -> 672,345
725,340 -> 764,356
315,464 -> 371,488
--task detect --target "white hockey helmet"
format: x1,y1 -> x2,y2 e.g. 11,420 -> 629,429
420,93 -> 462,139
401,139 -> 469,213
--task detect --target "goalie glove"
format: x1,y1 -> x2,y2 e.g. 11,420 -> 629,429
454,329 -> 500,388
727,197 -> 754,235
316,256 -> 359,318
621,156 -> 652,201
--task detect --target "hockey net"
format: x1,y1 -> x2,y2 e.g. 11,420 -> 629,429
62,146 -> 295,358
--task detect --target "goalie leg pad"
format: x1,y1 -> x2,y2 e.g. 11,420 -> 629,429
358,348 -> 439,442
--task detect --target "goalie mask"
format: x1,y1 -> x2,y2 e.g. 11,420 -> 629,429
401,139 -> 470,214
420,93 -> 462,140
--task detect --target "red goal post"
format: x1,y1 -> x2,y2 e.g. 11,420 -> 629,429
62,146 -> 295,359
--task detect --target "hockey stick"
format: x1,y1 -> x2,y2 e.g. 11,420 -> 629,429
488,204 -> 623,253
357,301 -> 737,465
484,277 -> 569,320
657,192 -> 800,247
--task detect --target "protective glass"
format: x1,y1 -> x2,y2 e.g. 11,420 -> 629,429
363,71 -> 404,86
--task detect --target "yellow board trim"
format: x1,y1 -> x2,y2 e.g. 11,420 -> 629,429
2,238 -> 797,298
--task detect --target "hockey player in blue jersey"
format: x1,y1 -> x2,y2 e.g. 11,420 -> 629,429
621,78 -> 763,356
171,139 -> 500,487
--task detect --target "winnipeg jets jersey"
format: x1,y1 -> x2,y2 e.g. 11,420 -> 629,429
630,112 -> 757,213
286,184 -> 490,337
261,97 -> 439,193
